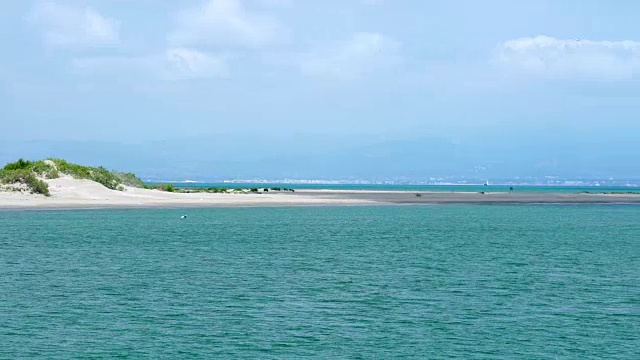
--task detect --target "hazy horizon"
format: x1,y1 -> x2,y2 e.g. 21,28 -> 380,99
2,135 -> 639,182
2,1 -> 639,180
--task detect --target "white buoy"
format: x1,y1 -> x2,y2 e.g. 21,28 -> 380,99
181,215 -> 187,219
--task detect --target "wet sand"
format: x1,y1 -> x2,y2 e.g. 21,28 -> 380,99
293,190 -> 640,205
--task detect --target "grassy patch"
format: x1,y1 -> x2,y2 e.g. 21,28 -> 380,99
113,172 -> 145,188
0,168 -> 50,196
48,159 -> 144,190
3,159 -> 33,171
1,158 -> 146,195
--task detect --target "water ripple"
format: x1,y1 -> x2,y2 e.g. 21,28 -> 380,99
1,205 -> 639,358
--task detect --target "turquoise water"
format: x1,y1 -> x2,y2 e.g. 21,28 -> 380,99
166,182 -> 640,194
1,205 -> 639,358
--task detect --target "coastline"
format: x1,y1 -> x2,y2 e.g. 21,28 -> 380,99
2,185 -> 640,210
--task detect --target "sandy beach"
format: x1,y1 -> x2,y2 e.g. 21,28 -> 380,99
1,177 -> 640,210
0,177 -> 371,209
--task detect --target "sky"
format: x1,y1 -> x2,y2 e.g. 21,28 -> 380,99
1,0 -> 640,179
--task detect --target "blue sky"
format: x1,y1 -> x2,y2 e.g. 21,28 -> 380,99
1,0 -> 639,179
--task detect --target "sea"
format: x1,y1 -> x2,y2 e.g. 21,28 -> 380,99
1,205 -> 639,358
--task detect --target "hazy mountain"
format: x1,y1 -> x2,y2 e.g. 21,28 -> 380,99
2,131 -> 638,181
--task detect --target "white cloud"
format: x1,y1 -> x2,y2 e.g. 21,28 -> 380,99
300,32 -> 402,78
495,35 -> 640,80
27,1 -> 120,48
72,49 -> 229,80
168,0 -> 284,47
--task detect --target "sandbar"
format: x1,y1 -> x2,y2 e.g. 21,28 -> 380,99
1,178 -> 639,210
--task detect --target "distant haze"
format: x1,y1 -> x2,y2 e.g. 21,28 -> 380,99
2,1 -> 639,180
2,130 -> 638,181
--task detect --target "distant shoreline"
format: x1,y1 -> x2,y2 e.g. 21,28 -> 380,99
2,188 -> 640,210
162,180 -> 640,187
157,182 -> 640,194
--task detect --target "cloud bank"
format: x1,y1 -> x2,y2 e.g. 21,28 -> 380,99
495,35 -> 640,80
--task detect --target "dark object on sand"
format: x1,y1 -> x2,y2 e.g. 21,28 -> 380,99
415,193 -> 422,197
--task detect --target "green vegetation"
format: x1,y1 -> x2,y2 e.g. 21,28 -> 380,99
141,182 -> 297,194
3,158 -> 34,171
0,168 -> 50,196
144,184 -> 177,192
208,187 -> 229,193
48,158 -> 144,190
4,159 -> 61,180
46,169 -> 60,179
0,158 -> 146,196
158,186 -> 296,194
1,159 -> 52,196
113,172 -> 145,188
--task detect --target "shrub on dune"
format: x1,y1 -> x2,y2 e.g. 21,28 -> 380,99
0,168 -> 50,196
1,158 -> 147,196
